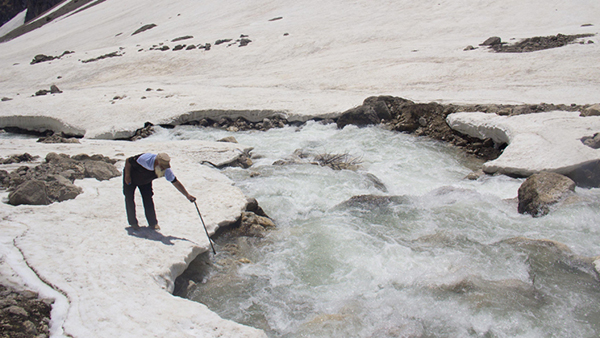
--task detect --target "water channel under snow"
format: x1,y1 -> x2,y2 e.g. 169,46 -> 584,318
151,122 -> 600,338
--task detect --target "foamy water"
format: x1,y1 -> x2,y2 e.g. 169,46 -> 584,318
150,122 -> 600,337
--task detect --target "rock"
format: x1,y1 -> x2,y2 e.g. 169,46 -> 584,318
581,104 -> 600,117
581,133 -> 600,149
245,197 -> 268,217
83,161 -> 121,181
336,105 -> 380,129
481,36 -> 502,46
0,153 -> 37,164
218,136 -> 238,143
517,172 -> 576,217
232,211 -> 276,237
337,195 -> 408,209
172,35 -> 194,42
8,180 -> 50,206
465,169 -> 485,180
37,134 -> 80,143
239,38 -> 252,47
5,305 -> 28,317
365,173 -> 388,192
45,175 -> 82,202
50,84 -> 62,94
363,96 -> 393,120
132,23 -> 157,36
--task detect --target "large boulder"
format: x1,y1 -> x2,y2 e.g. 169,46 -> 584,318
580,104 -> 600,117
336,105 -> 381,129
8,180 -> 50,206
517,172 -> 576,217
83,161 -> 121,181
45,175 -> 83,202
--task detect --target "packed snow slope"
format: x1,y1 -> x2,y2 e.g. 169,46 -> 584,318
0,0 -> 599,139
0,1 -> 599,337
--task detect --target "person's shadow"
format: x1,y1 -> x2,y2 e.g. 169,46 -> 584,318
126,226 -> 194,246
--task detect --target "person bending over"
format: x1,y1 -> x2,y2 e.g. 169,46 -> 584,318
123,152 -> 196,230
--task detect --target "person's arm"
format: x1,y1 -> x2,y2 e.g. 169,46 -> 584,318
124,159 -> 132,185
172,180 -> 196,202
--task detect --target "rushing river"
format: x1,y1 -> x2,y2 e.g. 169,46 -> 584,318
152,122 -> 600,338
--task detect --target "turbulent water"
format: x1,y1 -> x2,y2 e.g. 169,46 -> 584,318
152,122 -> 600,338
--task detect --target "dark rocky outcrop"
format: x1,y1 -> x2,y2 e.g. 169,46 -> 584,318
30,51 -> 74,64
0,153 -> 37,164
81,51 -> 121,63
483,33 -> 595,53
517,172 -> 576,217
37,133 -> 80,143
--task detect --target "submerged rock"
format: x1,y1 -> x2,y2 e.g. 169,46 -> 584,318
336,194 -> 408,209
517,172 -> 575,217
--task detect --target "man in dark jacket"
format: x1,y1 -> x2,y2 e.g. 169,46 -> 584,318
123,152 -> 196,230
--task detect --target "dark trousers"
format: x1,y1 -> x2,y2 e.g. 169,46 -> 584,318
123,179 -> 157,227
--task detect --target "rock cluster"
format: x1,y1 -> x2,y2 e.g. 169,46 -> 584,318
128,122 -> 154,141
0,284 -> 52,338
146,34 -> 251,52
30,51 -> 73,65
183,115 -> 287,132
81,51 -> 122,63
34,85 -> 62,96
2,152 -> 120,206
214,198 -> 275,238
0,153 -> 38,164
478,33 -> 595,53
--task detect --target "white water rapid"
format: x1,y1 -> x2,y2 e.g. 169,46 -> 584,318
151,122 -> 600,338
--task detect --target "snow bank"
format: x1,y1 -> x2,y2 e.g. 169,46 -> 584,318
447,111 -> 600,176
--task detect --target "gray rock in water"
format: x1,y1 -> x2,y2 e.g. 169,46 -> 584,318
337,194 -> 408,209
336,105 -> 380,129
517,172 -> 575,217
9,180 -> 50,206
580,103 -> 600,117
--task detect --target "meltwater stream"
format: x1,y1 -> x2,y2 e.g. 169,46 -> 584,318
152,122 -> 600,337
